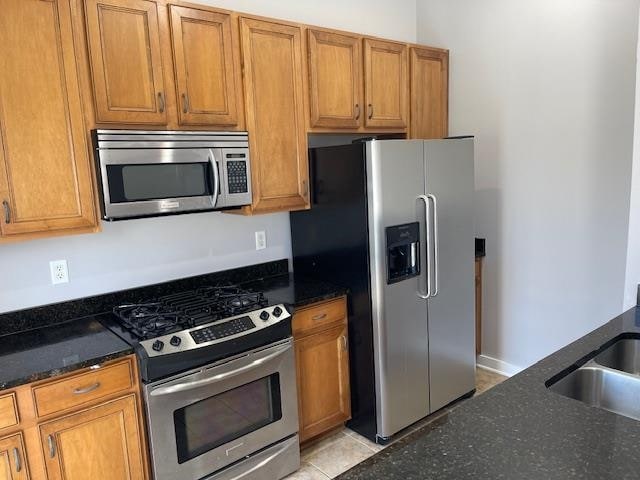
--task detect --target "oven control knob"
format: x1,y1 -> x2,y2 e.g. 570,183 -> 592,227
259,310 -> 270,321
273,306 -> 283,317
152,340 -> 164,352
170,336 -> 182,347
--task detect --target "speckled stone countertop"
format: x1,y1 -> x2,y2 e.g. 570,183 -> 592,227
242,273 -> 348,308
0,259 -> 346,391
338,306 -> 640,480
0,317 -> 132,391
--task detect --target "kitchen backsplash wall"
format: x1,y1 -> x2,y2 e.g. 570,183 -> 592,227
0,212 -> 291,313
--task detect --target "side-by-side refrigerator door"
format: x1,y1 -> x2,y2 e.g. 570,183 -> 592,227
424,138 -> 476,413
365,140 -> 430,439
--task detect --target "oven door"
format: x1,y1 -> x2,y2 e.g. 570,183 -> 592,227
144,339 -> 298,480
98,148 -> 221,220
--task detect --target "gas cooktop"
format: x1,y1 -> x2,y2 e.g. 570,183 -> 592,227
105,284 -> 292,382
113,286 -> 269,340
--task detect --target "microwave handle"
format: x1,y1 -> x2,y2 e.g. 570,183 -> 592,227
208,149 -> 220,207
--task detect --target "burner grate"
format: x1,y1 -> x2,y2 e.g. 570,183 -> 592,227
113,285 -> 268,340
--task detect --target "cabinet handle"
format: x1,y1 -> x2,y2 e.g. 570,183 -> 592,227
48,435 -> 56,458
312,313 -> 327,321
355,103 -> 360,120
368,104 -> 373,119
73,382 -> 101,395
157,92 -> 165,113
12,447 -> 21,473
2,200 -> 9,224
341,335 -> 348,351
302,180 -> 308,198
181,93 -> 190,114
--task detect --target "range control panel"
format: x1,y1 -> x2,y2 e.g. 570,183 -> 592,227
191,316 -> 256,344
140,304 -> 291,357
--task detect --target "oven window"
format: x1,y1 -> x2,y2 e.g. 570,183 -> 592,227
174,374 -> 282,464
106,163 -> 213,203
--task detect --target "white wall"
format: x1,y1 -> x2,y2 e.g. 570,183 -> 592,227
623,16 -> 640,310
198,0 -> 417,43
416,0 -> 639,371
0,0 -> 417,314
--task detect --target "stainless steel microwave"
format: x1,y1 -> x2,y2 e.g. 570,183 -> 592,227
92,130 -> 252,220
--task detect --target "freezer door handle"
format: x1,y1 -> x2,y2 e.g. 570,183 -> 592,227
417,195 -> 431,299
427,194 -> 440,296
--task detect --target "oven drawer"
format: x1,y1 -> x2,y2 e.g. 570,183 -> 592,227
0,393 -> 18,430
293,297 -> 347,336
33,359 -> 134,417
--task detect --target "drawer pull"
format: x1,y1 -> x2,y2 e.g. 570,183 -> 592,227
157,92 -> 165,113
48,435 -> 56,458
342,335 -> 348,351
13,447 -> 21,472
2,200 -> 10,224
311,313 -> 327,321
73,382 -> 101,395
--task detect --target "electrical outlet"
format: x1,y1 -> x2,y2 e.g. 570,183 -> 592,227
255,231 -> 266,250
50,260 -> 69,285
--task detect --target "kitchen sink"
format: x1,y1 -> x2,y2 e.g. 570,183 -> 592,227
593,338 -> 640,375
549,362 -> 640,421
548,337 -> 640,421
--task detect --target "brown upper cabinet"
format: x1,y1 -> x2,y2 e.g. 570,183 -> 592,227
307,30 -> 362,129
239,17 -> 309,213
169,6 -> 241,126
0,0 -> 97,241
364,38 -> 408,129
84,0 -> 167,124
409,46 -> 449,139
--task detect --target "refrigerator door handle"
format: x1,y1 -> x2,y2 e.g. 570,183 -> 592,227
417,195 -> 432,299
427,194 -> 440,296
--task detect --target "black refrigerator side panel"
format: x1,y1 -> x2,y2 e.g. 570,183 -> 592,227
290,143 -> 377,440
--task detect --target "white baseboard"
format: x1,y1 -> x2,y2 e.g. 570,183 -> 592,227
476,354 -> 523,377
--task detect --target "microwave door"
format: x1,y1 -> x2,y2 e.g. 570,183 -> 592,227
98,148 -> 218,220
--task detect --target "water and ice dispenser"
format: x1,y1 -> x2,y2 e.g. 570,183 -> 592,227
385,222 -> 420,284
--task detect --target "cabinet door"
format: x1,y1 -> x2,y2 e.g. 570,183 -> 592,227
409,47 -> 448,139
169,6 -> 240,126
0,434 -> 29,480
0,0 -> 97,238
84,0 -> 167,124
363,39 -> 408,129
40,395 -> 145,480
239,18 -> 309,213
295,323 -> 351,442
308,30 -> 362,129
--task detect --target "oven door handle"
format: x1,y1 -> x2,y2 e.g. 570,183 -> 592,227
209,149 -> 220,207
149,343 -> 291,396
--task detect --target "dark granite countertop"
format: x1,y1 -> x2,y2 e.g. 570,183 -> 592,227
0,316 -> 132,391
242,273 -> 348,309
0,260 -> 346,391
338,306 -> 640,480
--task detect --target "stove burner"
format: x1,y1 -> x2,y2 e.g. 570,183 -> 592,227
113,285 -> 268,340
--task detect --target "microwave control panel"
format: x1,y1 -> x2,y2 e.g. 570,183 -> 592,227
226,160 -> 249,194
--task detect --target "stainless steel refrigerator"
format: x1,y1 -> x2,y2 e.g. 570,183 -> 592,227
290,137 -> 476,443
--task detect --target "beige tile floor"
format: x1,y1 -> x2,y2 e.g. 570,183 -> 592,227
285,367 -> 507,479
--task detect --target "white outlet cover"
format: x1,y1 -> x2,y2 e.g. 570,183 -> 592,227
50,259 -> 69,285
255,231 -> 266,250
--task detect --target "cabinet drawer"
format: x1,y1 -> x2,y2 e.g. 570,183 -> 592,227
293,297 -> 347,336
0,393 -> 18,430
33,359 -> 134,418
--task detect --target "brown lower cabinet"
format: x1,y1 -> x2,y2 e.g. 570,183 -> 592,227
0,355 -> 149,480
293,297 -> 351,443
0,433 -> 29,480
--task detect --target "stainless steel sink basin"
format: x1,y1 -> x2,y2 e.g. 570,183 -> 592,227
594,338 -> 640,375
549,362 -> 640,421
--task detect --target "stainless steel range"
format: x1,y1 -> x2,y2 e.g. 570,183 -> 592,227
104,286 -> 300,480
